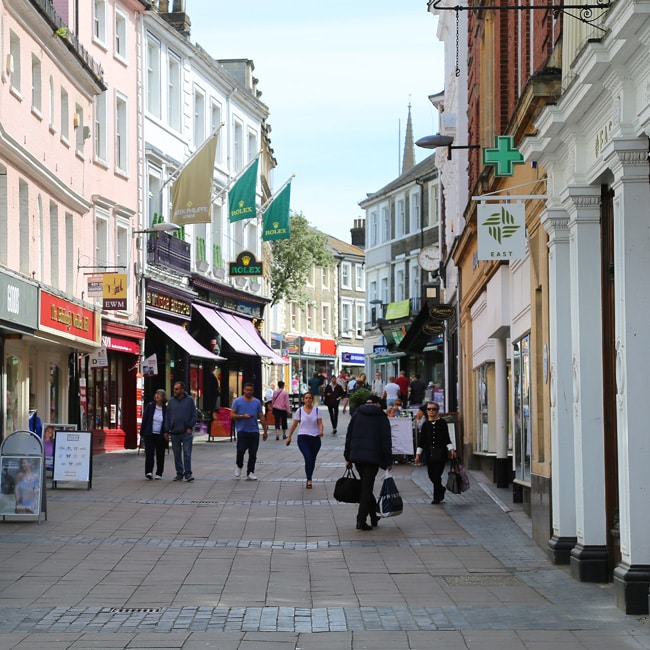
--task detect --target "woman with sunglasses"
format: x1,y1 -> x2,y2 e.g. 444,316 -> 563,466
414,401 -> 456,504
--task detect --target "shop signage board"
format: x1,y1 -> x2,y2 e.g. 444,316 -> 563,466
389,418 -> 414,455
52,430 -> 93,489
0,430 -> 46,522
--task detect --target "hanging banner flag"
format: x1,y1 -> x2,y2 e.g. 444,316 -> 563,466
477,202 -> 526,260
171,132 -> 218,225
228,158 -> 259,222
262,181 -> 291,241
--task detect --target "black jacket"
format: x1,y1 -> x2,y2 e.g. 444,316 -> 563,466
140,400 -> 167,437
344,404 -> 393,469
418,418 -> 452,462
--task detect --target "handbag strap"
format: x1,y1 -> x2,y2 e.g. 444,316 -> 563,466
344,467 -> 358,479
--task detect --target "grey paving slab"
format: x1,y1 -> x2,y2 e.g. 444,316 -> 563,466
0,415 -> 647,650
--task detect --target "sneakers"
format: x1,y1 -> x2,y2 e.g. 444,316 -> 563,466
246,473 -> 257,481
185,476 -> 194,482
154,475 -> 162,480
234,467 -> 241,478
145,473 -> 153,480
173,475 -> 183,482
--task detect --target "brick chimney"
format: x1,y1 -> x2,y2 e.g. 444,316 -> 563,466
350,218 -> 366,249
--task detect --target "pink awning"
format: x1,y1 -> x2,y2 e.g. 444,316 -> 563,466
147,317 -> 226,361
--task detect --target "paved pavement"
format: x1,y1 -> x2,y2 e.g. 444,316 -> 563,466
0,411 -> 649,649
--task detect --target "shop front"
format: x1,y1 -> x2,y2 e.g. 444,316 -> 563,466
0,270 -> 38,442
283,334 -> 337,396
339,346 -> 365,377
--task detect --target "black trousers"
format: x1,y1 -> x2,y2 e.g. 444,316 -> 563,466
327,404 -> 339,430
144,434 -> 167,476
354,462 -> 379,524
427,456 -> 448,501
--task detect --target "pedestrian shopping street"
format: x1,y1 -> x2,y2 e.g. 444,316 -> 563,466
0,413 -> 648,650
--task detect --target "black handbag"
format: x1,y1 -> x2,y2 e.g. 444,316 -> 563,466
334,468 -> 362,503
446,459 -> 463,494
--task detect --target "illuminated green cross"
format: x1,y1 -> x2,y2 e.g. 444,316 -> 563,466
483,135 -> 524,176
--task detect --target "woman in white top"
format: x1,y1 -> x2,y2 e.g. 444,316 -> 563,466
286,392 -> 323,489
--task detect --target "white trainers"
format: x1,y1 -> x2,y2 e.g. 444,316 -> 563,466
247,473 -> 257,481
234,467 -> 241,478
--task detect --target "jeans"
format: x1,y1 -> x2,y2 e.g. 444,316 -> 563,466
170,432 -> 193,478
236,430 -> 260,475
144,434 -> 167,476
297,435 -> 321,481
354,462 -> 379,525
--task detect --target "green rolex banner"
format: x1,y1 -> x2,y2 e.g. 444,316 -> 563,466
262,181 -> 291,241
228,158 -> 259,222
171,132 -> 218,225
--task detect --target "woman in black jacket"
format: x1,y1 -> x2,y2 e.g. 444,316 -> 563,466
140,389 -> 168,480
344,395 -> 393,530
415,401 -> 456,503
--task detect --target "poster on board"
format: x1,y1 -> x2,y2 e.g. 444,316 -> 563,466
0,456 -> 43,516
53,431 -> 92,484
389,418 -> 414,455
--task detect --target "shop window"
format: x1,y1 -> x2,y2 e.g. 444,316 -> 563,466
476,364 -> 489,452
513,335 -> 531,483
88,357 -> 123,430
6,355 -> 22,433
49,363 -> 60,423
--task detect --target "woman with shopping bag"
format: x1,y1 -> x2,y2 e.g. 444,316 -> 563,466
343,394 -> 393,530
414,401 -> 456,504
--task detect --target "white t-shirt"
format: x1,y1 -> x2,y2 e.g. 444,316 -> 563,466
384,382 -> 401,401
295,406 -> 322,436
152,405 -> 164,434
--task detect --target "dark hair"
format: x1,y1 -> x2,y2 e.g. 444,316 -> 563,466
278,380 -> 285,388
174,381 -> 186,390
243,382 -> 254,389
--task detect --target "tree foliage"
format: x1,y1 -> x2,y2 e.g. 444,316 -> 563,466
269,211 -> 334,306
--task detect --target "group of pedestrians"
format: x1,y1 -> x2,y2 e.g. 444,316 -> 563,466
139,381 -> 454,529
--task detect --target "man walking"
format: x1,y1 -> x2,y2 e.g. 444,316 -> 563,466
324,375 -> 345,434
231,382 -> 268,480
344,395 -> 393,530
165,381 -> 197,482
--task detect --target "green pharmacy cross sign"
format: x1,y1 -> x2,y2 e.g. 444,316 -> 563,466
483,135 -> 524,176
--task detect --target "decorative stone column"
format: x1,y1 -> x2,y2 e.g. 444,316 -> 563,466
494,336 -> 509,488
565,186 -> 608,583
542,206 -> 576,564
605,138 -> 650,615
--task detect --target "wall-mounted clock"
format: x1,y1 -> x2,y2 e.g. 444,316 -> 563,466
417,246 -> 438,272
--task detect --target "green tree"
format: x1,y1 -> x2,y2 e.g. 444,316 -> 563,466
269,211 -> 334,306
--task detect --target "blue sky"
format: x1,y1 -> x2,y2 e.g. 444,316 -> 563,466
188,0 -> 445,243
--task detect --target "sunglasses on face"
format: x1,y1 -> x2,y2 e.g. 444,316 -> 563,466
427,407 -> 439,411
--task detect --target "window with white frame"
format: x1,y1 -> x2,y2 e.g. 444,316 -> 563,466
94,0 -> 107,44
94,91 -> 108,163
65,212 -> 74,294
74,103 -> 84,153
355,264 -> 364,291
322,305 -> 330,334
321,266 -> 329,289
396,198 -> 406,237
410,191 -> 420,233
114,8 -> 127,61
36,196 -> 43,280
194,87 -> 205,147
168,53 -> 181,131
31,55 -> 41,114
341,262 -> 351,289
356,304 -> 365,337
233,119 -> 243,171
395,267 -> 405,301
60,87 -> 69,141
341,303 -> 351,335
306,267 -> 314,287
48,76 -> 55,128
430,183 -> 439,227
116,221 -> 129,293
49,201 -> 58,285
148,169 -> 162,225
369,210 -> 378,247
381,276 -> 389,304
306,305 -> 314,331
95,212 -> 109,269
410,261 -> 420,299
115,94 -> 128,173
381,205 -> 390,242
290,302 -> 298,330
211,100 -> 222,163
9,31 -> 21,93
369,280 -> 377,303
146,36 -> 161,117
247,129 -> 257,161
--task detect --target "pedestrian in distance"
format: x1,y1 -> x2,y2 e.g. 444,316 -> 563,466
264,382 -> 275,416
164,381 -> 197,482
231,382 -> 268,480
271,380 -> 291,440
140,388 -> 168,480
324,375 -> 345,434
344,394 -> 393,530
382,376 -> 401,408
286,392 -> 323,489
395,370 -> 410,402
409,373 -> 427,408
415,401 -> 456,504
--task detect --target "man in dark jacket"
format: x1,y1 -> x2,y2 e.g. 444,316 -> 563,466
344,395 -> 393,530
164,381 -> 197,482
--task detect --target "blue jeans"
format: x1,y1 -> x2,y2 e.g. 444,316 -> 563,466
171,432 -> 193,478
297,435 -> 321,481
236,430 -> 260,475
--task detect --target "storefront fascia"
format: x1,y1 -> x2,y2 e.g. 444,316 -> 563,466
283,334 -> 337,393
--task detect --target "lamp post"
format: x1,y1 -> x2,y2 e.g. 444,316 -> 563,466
415,134 -> 480,160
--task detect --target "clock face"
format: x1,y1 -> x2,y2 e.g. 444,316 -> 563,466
417,246 -> 438,271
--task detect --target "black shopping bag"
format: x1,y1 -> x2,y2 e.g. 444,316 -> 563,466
334,468 -> 362,503
376,472 -> 403,517
446,459 -> 463,495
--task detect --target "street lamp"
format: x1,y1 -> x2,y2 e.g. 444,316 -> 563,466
132,222 -> 180,237
416,134 -> 480,160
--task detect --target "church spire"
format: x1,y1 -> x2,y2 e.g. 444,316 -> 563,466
401,102 -> 415,174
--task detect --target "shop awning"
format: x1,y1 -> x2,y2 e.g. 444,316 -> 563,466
194,304 -> 288,365
147,317 -> 226,361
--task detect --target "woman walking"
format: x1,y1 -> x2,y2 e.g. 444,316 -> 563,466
415,401 -> 456,504
271,380 -> 291,440
140,389 -> 168,480
286,392 -> 323,488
